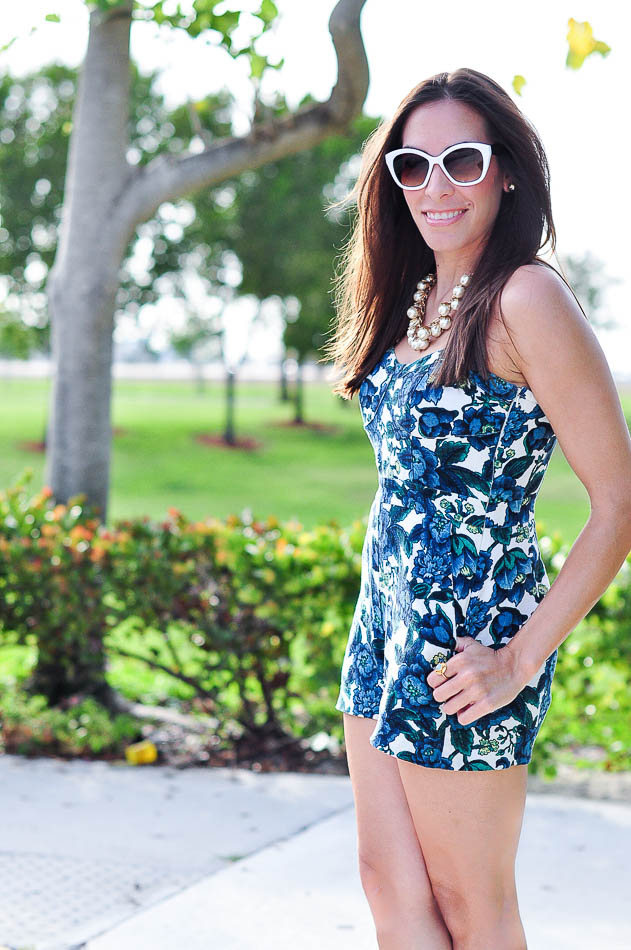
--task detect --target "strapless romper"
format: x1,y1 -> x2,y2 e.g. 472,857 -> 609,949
335,346 -> 559,770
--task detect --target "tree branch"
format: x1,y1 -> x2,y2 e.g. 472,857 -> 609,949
111,645 -> 220,694
117,0 -> 369,236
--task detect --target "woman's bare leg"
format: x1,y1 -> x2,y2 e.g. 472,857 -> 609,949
343,712 -> 453,949
396,758 -> 529,950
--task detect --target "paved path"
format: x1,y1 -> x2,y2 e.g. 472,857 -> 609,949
1,754 -> 630,950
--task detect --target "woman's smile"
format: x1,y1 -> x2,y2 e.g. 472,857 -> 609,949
423,208 -> 468,226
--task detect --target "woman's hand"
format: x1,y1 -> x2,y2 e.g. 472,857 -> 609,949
426,636 -> 529,726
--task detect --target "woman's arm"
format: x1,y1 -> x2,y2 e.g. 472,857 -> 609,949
500,263 -> 631,680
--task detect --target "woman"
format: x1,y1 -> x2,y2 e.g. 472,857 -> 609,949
324,68 -> 631,949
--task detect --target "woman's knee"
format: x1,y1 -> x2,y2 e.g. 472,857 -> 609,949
375,915 -> 454,950
359,853 -> 452,948
430,878 -> 525,950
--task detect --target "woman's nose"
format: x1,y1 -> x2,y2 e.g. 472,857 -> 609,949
425,163 -> 454,197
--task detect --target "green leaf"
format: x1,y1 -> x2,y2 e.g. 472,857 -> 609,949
450,724 -> 474,755
492,547 -> 532,581
256,0 -> 279,25
451,531 -> 478,560
436,439 -> 469,466
210,10 -> 241,37
394,750 -> 419,762
249,51 -> 267,80
45,13 -> 61,22
0,35 -> 19,53
503,456 -> 532,480
521,685 -> 540,706
447,466 -> 490,495
490,524 -> 512,546
464,514 -> 486,531
510,694 -> 534,728
410,581 -> 432,599
0,25 -> 37,54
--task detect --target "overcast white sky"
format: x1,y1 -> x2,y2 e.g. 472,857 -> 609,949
1,1 -> 629,375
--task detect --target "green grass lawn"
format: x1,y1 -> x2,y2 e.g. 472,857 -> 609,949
3,374 -> 628,546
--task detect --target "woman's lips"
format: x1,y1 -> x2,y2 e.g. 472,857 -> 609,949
422,209 -> 467,226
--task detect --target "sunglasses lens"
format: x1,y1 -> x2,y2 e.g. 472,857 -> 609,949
392,152 -> 429,188
443,147 -> 484,183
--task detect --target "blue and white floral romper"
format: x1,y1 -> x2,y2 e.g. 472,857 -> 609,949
335,345 -> 559,770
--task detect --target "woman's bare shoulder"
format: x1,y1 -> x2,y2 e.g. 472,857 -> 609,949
497,263 -> 631,510
500,260 -> 576,314
487,262 -> 588,385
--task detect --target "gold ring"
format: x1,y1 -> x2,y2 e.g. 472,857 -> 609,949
436,662 -> 448,679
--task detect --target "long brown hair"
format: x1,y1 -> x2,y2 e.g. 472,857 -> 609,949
321,67 -> 584,398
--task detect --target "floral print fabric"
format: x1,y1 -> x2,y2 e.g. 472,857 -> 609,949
335,346 -> 559,770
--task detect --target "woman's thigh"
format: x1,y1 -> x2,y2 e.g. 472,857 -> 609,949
342,712 -> 437,905
396,758 -> 528,909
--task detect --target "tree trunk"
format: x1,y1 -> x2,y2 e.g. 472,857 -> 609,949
294,361 -> 304,424
45,2 -> 133,523
26,627 -> 115,709
224,368 -> 236,445
279,352 -> 289,402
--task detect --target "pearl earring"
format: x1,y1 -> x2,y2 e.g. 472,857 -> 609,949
507,183 -> 515,192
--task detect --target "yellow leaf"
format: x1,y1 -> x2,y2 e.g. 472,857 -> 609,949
566,18 -> 611,69
512,75 -> 526,96
567,18 -> 595,58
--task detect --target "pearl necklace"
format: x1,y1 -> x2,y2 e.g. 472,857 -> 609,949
406,271 -> 471,352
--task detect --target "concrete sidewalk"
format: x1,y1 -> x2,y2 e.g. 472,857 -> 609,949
1,753 -> 630,950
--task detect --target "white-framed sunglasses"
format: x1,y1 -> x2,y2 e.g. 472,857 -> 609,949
384,141 -> 506,190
